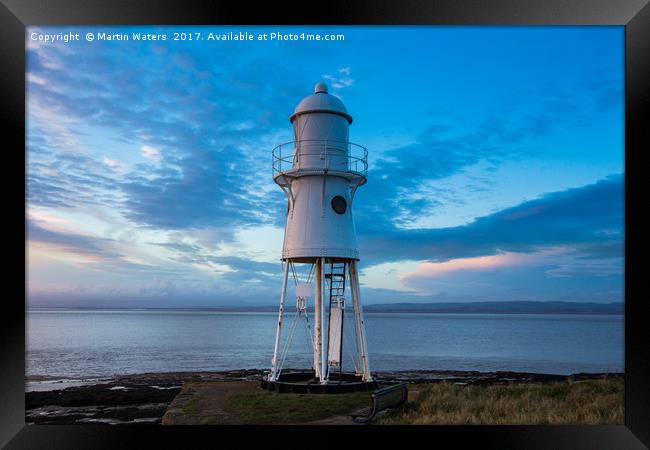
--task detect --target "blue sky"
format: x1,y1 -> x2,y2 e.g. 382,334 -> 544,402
26,26 -> 624,307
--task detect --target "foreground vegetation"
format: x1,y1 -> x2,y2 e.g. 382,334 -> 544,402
224,390 -> 371,424
376,377 -> 624,425
217,377 -> 623,425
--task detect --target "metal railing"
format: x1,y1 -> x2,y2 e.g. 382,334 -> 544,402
272,140 -> 368,179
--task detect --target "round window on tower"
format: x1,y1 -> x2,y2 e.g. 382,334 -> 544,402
331,195 -> 347,214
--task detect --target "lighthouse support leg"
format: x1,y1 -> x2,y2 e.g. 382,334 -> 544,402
320,257 -> 327,383
349,260 -> 372,382
314,258 -> 323,381
270,260 -> 290,381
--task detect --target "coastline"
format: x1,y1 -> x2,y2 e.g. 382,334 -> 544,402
25,369 -> 624,425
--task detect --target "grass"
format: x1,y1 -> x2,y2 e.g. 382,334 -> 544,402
376,377 -> 624,425
223,390 -> 371,424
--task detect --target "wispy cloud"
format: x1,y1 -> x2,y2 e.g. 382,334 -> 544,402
140,145 -> 161,163
358,174 -> 624,266
322,67 -> 354,89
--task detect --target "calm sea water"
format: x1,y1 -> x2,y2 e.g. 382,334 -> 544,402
26,309 -> 624,378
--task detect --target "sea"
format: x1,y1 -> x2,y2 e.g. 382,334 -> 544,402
26,309 -> 624,380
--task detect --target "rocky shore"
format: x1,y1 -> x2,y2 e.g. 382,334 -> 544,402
25,369 -> 623,425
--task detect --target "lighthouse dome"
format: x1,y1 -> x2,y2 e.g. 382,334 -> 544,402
289,82 -> 353,124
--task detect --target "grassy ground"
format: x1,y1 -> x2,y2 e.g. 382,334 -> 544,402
163,377 -> 623,425
223,389 -> 371,424
376,377 -> 624,425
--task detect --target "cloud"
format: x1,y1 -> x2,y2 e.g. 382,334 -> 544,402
352,119 -> 537,230
352,175 -> 623,303
358,174 -> 624,266
401,246 -> 621,282
25,27 -> 623,306
322,67 -> 354,89
26,37 -> 314,233
121,148 -> 259,229
26,31 -> 621,237
140,145 -> 161,162
353,77 -> 623,230
102,156 -> 128,174
28,219 -> 117,258
402,251 -> 551,279
27,151 -> 125,209
544,254 -> 623,278
27,219 -> 171,274
152,238 -> 281,284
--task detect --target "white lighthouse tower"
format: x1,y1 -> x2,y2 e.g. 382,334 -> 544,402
265,82 -> 374,392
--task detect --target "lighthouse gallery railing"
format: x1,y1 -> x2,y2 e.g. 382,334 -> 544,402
272,140 -> 368,179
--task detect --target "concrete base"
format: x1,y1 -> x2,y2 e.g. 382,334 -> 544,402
261,370 -> 377,394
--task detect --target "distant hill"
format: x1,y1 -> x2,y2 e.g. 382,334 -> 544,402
363,301 -> 623,315
29,301 -> 624,315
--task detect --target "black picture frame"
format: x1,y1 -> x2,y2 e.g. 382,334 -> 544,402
2,0 -> 648,448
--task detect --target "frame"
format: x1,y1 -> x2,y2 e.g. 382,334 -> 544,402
3,0 -> 648,447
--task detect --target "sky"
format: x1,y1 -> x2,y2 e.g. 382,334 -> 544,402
26,26 -> 624,308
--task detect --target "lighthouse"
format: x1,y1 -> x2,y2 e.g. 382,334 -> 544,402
264,82 -> 375,392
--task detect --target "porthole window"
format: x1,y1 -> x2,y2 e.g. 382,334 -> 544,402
331,195 -> 347,214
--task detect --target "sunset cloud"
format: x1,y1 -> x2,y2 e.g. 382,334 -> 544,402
402,252 -> 543,280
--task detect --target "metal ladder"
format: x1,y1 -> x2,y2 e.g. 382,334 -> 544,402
325,261 -> 347,379
326,261 -> 347,300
